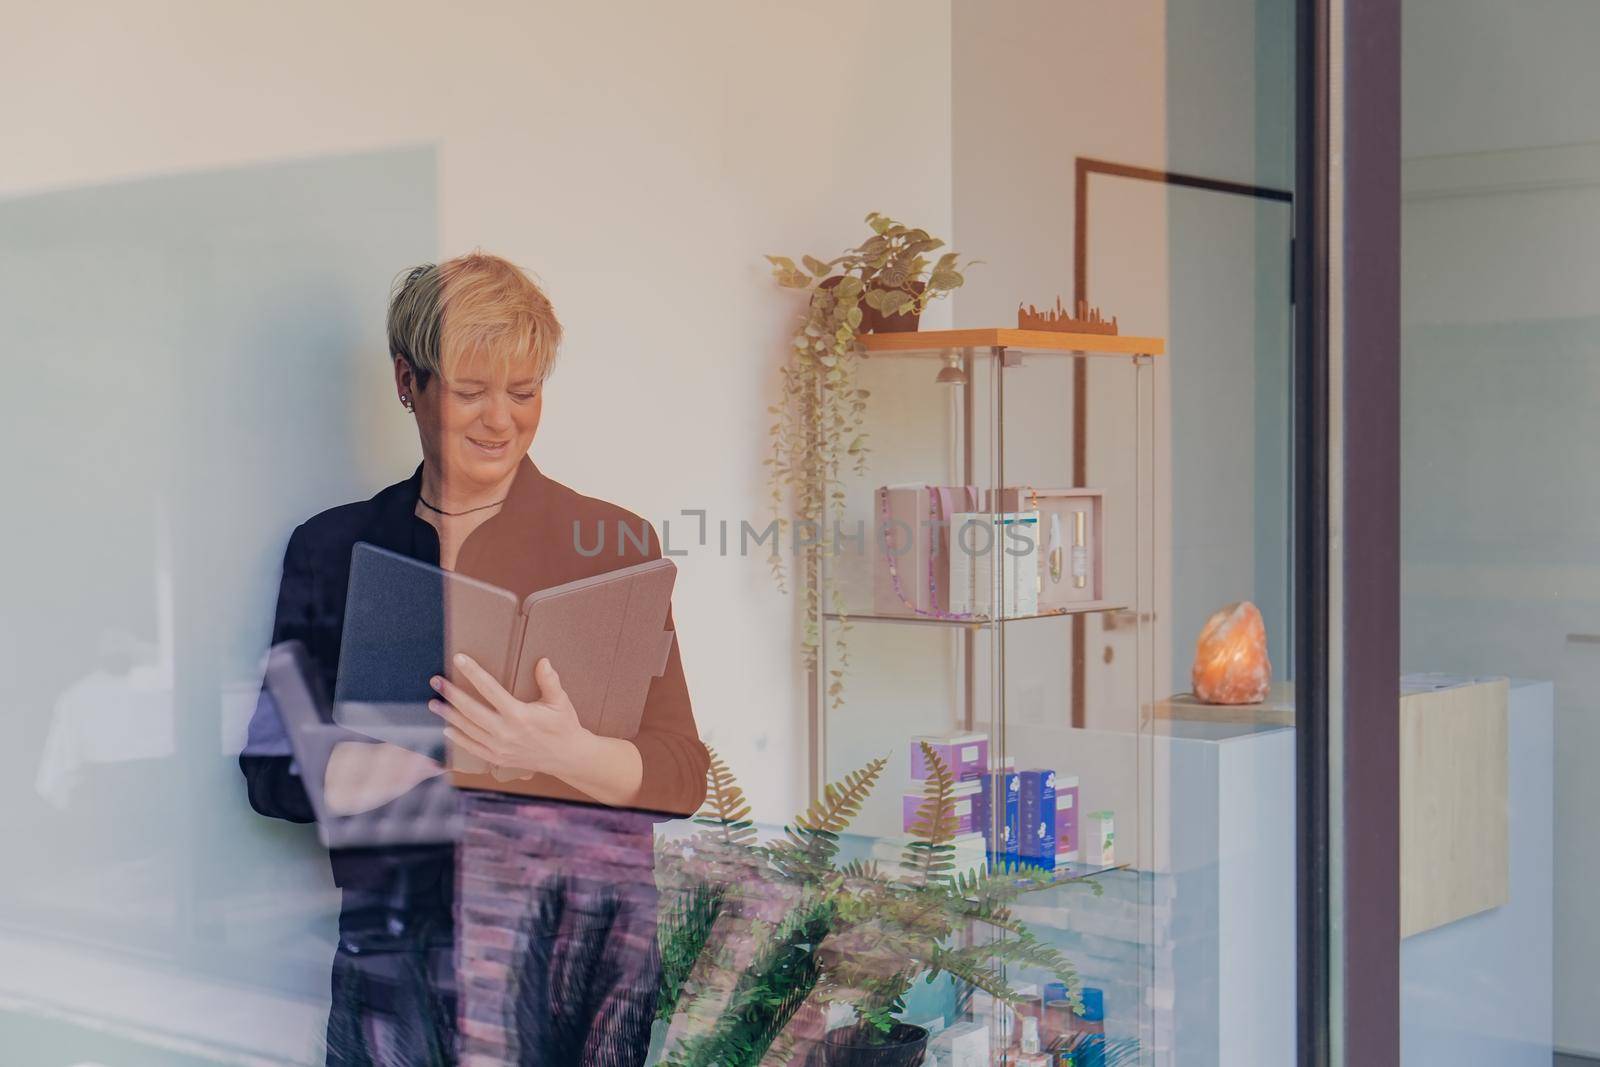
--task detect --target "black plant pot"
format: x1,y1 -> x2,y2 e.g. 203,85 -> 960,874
821,1022 -> 930,1067
862,281 -> 925,334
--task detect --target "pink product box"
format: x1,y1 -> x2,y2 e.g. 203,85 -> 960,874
873,485 -> 981,616
1055,775 -> 1081,860
902,782 -> 981,835
908,732 -> 989,781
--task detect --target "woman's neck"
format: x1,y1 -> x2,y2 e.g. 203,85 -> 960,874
419,462 -> 519,515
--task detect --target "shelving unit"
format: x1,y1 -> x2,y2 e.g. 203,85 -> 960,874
802,325 -> 1165,1063
807,328 -> 1164,799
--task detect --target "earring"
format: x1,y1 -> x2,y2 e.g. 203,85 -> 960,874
401,395 -> 414,413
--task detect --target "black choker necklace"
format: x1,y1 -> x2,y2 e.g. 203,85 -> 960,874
419,495 -> 507,518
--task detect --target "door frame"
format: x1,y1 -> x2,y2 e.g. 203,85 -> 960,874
1070,157 -> 1294,729
1303,0 -> 1403,1063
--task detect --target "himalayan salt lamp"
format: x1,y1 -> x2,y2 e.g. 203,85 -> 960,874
1191,600 -> 1272,705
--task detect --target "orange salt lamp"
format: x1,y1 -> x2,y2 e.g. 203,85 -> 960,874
1191,600 -> 1272,705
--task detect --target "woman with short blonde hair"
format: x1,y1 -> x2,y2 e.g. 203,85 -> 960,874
241,251 -> 706,1065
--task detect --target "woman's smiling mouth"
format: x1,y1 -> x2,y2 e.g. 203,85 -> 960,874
467,436 -> 510,457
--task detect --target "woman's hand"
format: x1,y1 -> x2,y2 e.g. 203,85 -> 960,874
429,653 -> 644,806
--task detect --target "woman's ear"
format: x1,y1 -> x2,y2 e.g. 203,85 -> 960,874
393,357 -> 416,412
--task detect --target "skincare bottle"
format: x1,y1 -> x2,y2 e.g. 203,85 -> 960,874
1041,981 -> 1074,1046
1067,988 -> 1106,1067
1016,1016 -> 1051,1066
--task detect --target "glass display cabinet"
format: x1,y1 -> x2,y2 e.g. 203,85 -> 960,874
808,327 -> 1165,1065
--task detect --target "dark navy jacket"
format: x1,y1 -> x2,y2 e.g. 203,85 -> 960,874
238,456 -> 708,935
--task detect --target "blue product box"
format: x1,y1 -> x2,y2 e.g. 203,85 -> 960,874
1019,769 -> 1057,869
976,766 -> 1020,865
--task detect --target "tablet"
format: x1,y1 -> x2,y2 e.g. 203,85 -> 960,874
333,543 -> 677,750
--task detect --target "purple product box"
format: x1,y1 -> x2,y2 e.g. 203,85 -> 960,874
901,783 -> 980,835
1019,769 -> 1057,869
908,732 -> 989,781
976,766 -> 1020,864
1055,775 -> 1081,861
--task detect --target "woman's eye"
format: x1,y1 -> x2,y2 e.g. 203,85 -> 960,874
511,392 -> 537,402
454,391 -> 484,402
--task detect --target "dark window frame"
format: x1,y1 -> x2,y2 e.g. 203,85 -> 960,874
1297,0 -> 1402,1064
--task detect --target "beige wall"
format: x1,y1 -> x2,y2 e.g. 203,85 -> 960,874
2,0 -> 954,820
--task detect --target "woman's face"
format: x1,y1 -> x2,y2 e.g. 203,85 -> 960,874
396,353 -> 544,493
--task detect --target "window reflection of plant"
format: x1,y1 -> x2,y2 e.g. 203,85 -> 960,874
322,919 -> 456,1067
652,744 -> 1089,1066
765,214 -> 973,707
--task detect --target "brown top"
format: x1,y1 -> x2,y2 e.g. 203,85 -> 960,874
442,456 -> 709,814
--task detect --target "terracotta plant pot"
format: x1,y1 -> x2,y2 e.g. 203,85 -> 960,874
862,281 -> 925,333
821,1022 -> 930,1067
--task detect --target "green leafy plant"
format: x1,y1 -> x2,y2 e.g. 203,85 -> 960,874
655,743 -> 1086,1065
655,750 -> 754,1024
764,214 -> 974,706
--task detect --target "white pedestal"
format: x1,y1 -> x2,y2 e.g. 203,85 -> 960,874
1008,677 -> 1553,1066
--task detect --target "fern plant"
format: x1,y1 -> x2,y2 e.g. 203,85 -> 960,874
655,749 -> 755,1025
655,743 -> 1090,1065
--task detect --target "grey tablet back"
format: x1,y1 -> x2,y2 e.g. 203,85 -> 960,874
333,542 -> 520,747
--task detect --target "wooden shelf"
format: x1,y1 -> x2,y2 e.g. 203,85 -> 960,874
857,328 -> 1165,356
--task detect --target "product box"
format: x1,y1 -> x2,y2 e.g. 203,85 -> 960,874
1084,810 -> 1115,867
1054,775 -> 1081,862
976,762 -> 1020,864
987,487 -> 1107,610
908,731 -> 989,781
968,992 -> 1015,1046
1018,769 -> 1057,869
901,779 -> 981,835
929,1021 -> 989,1067
872,485 -> 981,616
946,512 -> 1040,617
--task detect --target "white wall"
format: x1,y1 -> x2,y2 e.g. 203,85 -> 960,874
1,0 -> 953,823
1,3 -> 952,1057
1400,1 -> 1600,1055
1402,0 -> 1600,159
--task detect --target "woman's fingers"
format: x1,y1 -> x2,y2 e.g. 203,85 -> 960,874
443,726 -> 496,765
533,657 -> 567,706
428,698 -> 496,748
451,653 -> 520,714
430,672 -> 502,733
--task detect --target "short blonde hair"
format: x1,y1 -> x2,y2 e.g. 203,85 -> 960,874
387,251 -> 562,388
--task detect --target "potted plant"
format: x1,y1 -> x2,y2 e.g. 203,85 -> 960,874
653,743 -> 1086,1067
765,214 -> 973,704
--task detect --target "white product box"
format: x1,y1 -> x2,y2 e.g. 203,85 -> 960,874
1085,809 -> 1116,866
929,1020 -> 989,1067
946,511 -> 1039,617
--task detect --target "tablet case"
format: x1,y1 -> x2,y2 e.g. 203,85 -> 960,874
334,543 -> 678,776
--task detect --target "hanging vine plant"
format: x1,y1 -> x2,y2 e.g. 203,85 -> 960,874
765,213 -> 972,704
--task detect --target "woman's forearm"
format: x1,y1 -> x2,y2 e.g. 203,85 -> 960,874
324,740 -> 444,816
550,732 -> 644,808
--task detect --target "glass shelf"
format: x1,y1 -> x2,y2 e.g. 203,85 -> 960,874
823,603 -> 1125,628
1007,861 -> 1127,893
